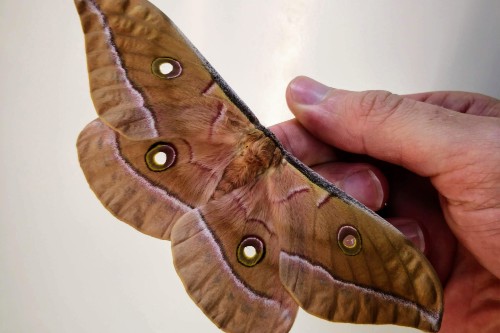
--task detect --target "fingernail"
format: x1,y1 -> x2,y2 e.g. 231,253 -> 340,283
289,76 -> 330,105
390,218 -> 426,254
343,170 -> 384,210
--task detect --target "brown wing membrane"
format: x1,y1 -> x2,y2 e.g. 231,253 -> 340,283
75,0 -> 250,140
171,196 -> 298,333
77,119 -> 190,239
270,163 -> 443,332
75,0 -> 261,238
171,159 -> 442,332
75,0 -> 443,332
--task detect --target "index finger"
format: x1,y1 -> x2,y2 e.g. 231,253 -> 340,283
404,91 -> 500,117
269,118 -> 337,166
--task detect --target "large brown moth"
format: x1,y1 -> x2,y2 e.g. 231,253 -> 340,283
74,0 -> 443,332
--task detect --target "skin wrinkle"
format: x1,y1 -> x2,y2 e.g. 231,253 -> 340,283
435,148 -> 500,212
442,202 -> 500,280
446,94 -> 486,115
406,91 -> 500,118
335,94 -> 360,155
487,101 -> 500,117
444,94 -> 473,114
343,90 -> 499,182
449,207 -> 500,232
443,246 -> 500,332
351,92 -> 411,167
283,77 -> 500,332
77,1 -> 460,323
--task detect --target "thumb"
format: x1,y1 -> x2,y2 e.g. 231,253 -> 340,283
286,76 -> 490,177
286,77 -> 500,279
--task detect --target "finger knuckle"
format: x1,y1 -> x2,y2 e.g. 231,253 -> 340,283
355,90 -> 412,125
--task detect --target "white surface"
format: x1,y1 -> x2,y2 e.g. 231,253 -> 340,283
1,0 -> 499,332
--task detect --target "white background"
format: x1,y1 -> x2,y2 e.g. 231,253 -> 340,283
1,0 -> 499,332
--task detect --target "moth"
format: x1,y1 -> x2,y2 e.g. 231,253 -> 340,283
74,0 -> 443,332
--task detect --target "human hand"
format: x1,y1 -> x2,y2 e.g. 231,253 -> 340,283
270,76 -> 500,333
